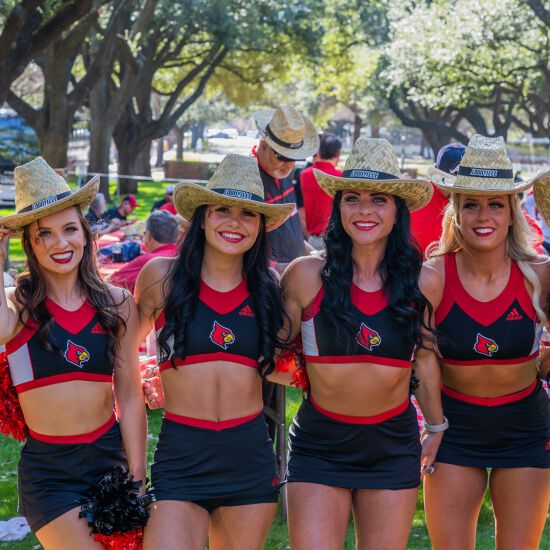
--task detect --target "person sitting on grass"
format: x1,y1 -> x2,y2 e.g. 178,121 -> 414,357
110,210 -> 180,293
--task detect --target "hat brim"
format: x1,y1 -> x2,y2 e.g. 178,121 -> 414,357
173,181 -> 294,232
0,176 -> 99,236
428,166 -> 532,195
313,169 -> 433,211
532,169 -> 550,225
254,109 -> 319,160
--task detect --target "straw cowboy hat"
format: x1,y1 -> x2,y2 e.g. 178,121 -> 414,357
174,154 -> 294,231
0,157 -> 98,235
532,169 -> 550,225
254,104 -> 319,161
428,134 -> 532,195
314,137 -> 433,211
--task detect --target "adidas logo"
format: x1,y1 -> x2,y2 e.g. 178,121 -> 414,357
239,305 -> 254,317
505,308 -> 523,321
91,322 -> 107,335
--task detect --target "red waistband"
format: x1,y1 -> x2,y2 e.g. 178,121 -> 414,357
309,395 -> 409,424
441,378 -> 538,407
16,373 -> 113,393
159,352 -> 259,372
27,412 -> 116,444
164,410 -> 262,431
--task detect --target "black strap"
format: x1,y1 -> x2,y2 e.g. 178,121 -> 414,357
265,124 -> 304,150
18,191 -> 72,213
211,188 -> 265,203
342,169 -> 398,180
458,166 -> 513,179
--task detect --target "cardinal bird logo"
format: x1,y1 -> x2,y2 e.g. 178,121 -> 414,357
64,340 -> 90,368
474,333 -> 499,357
357,323 -> 381,352
210,321 -> 236,350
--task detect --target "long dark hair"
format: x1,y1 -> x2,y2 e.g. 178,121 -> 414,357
320,191 -> 432,352
157,205 -> 285,378
15,208 -> 126,366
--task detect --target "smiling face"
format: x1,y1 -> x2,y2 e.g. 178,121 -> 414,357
27,207 -> 87,274
339,189 -> 397,248
203,204 -> 262,257
456,194 -> 512,252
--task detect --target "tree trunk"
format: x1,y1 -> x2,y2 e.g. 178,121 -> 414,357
175,127 -> 184,160
116,138 -> 151,194
36,120 -> 72,167
88,120 -> 114,201
155,138 -> 164,167
420,129 -> 448,159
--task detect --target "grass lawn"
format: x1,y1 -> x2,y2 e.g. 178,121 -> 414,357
2,387 -> 548,549
0,179 -> 548,548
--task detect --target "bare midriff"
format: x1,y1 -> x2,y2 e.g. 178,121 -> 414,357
306,360 -> 410,416
18,381 -> 114,435
161,360 -> 263,421
441,359 -> 538,397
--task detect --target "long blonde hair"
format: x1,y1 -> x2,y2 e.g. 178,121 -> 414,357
428,193 -> 547,324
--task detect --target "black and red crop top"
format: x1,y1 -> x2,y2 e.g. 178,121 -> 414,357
155,278 -> 261,372
301,284 -> 415,368
6,299 -> 113,393
435,253 -> 541,365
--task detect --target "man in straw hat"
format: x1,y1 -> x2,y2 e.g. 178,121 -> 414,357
0,157 -> 147,546
252,103 -> 319,268
420,134 -> 550,550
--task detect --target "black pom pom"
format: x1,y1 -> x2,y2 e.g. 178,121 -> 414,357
78,465 -> 153,535
409,372 -> 420,395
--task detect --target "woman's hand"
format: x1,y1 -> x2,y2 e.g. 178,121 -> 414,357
0,228 -> 11,268
420,430 -> 443,478
142,365 -> 165,409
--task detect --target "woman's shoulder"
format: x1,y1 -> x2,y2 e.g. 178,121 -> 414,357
420,257 -> 445,306
282,254 -> 323,286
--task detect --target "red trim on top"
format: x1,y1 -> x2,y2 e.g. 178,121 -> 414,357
199,278 -> 248,314
436,254 -> 534,326
301,284 -> 388,321
16,372 -> 112,393
165,410 -> 261,431
302,287 -> 324,321
159,352 -> 259,372
441,378 -> 537,406
304,354 -> 410,368
309,395 -> 409,424
6,322 -> 38,353
265,187 -> 294,204
351,284 -> 388,315
27,412 -> 116,444
45,298 -> 96,334
442,351 -> 538,366
155,310 -> 165,331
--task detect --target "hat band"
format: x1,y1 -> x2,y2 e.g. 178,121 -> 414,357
211,188 -> 265,203
342,169 -> 398,180
18,191 -> 73,213
265,123 -> 304,150
458,166 -> 514,179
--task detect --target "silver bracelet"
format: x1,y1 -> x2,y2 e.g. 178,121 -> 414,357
424,416 -> 449,433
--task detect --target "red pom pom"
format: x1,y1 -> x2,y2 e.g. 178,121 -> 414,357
0,351 -> 26,441
94,528 -> 143,549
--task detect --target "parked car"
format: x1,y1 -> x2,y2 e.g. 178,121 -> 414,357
0,109 -> 40,173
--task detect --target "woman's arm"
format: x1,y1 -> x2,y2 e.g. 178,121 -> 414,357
112,288 -> 147,485
266,256 -> 322,385
415,262 -> 446,475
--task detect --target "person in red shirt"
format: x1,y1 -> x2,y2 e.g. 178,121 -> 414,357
411,143 -> 465,258
111,210 -> 179,293
300,134 -> 342,249
159,199 -> 177,215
